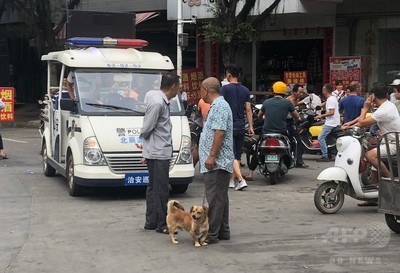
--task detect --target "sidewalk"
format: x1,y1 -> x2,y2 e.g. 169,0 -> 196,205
0,103 -> 42,129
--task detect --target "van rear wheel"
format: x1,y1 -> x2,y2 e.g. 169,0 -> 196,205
67,153 -> 83,196
42,141 -> 56,177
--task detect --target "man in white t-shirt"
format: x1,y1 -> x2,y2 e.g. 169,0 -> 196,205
299,84 -> 322,113
332,80 -> 346,102
315,83 -> 341,162
345,83 -> 400,182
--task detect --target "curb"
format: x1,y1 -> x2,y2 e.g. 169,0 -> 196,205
0,120 -> 41,129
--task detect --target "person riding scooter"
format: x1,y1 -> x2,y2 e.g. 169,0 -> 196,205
315,83 -> 341,162
245,81 -> 300,181
343,82 -> 400,205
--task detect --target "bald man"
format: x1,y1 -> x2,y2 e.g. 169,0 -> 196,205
198,77 -> 234,244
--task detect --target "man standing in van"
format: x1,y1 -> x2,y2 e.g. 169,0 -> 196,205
140,72 -> 180,234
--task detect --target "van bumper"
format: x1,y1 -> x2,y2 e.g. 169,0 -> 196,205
73,165 -> 194,187
74,177 -> 194,187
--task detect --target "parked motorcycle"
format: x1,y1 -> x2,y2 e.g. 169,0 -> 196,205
297,108 -> 340,157
186,103 -> 203,166
243,103 -> 263,166
257,133 -> 295,184
314,127 -> 376,214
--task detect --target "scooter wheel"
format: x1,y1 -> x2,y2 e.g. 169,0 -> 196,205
270,172 -> 278,185
314,181 -> 344,214
385,214 -> 400,234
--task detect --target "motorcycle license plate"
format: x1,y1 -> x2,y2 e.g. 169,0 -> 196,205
265,155 -> 278,162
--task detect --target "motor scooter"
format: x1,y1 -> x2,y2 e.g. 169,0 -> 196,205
257,133 -> 295,184
297,108 -> 339,157
242,103 -> 263,166
314,127 -> 377,214
377,131 -> 400,233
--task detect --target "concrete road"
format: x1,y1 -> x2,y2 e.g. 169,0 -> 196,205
1,128 -> 399,273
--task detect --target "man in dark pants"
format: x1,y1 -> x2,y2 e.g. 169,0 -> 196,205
286,84 -> 308,168
140,72 -> 180,234
220,64 -> 253,190
199,77 -> 234,244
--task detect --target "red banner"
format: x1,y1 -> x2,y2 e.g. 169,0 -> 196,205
329,56 -> 362,87
181,68 -> 205,105
0,87 -> 14,122
284,71 -> 308,85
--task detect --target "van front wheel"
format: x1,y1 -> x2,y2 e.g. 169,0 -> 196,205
42,142 -> 56,177
171,184 -> 188,194
67,153 -> 82,196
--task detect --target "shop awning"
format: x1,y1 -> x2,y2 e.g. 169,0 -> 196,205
135,12 -> 159,25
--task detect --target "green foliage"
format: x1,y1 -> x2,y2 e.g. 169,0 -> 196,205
201,3 -> 256,45
202,20 -> 256,44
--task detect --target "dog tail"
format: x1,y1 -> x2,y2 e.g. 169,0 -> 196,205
167,200 -> 185,213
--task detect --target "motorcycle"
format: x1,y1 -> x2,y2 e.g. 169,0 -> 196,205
297,108 -> 340,157
186,103 -> 203,166
314,127 -> 376,214
257,133 -> 295,184
242,103 -> 263,167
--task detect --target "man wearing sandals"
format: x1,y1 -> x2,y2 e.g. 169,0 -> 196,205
140,73 -> 180,234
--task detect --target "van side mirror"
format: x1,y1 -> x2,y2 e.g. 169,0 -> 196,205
60,98 -> 76,111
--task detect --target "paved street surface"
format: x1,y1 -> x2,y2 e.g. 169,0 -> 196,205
1,127 -> 400,273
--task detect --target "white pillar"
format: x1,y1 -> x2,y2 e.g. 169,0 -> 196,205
177,0 -> 183,77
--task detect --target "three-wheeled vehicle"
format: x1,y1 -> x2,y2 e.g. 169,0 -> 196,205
377,131 -> 400,233
40,37 -> 194,196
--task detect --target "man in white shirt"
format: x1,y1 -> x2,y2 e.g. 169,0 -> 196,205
332,80 -> 346,102
315,83 -> 341,162
344,83 -> 400,180
389,79 -> 400,113
299,84 -> 321,113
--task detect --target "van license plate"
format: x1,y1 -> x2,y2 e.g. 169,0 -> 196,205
125,173 -> 149,186
266,155 -> 278,162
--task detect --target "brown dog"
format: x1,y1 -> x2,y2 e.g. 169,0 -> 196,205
166,200 -> 209,247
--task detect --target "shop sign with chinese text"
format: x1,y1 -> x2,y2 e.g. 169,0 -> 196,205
181,68 -> 205,105
284,71 -> 307,85
329,56 -> 362,87
0,87 -> 14,122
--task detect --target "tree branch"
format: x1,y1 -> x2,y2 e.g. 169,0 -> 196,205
251,0 -> 281,29
237,0 -> 256,22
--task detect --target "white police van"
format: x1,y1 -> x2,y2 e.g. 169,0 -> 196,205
40,37 -> 194,196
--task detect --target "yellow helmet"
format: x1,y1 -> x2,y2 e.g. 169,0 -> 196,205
273,81 -> 287,95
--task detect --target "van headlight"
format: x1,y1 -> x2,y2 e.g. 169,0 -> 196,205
83,137 -> 106,165
176,135 -> 192,164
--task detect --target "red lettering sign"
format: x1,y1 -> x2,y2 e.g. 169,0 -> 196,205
181,68 -> 205,105
0,87 -> 14,122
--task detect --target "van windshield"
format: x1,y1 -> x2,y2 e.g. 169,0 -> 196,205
73,70 -> 184,115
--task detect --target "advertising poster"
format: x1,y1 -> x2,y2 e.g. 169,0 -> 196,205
0,87 -> 14,122
329,56 -> 362,87
181,68 -> 205,105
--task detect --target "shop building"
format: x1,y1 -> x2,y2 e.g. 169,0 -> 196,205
335,0 -> 400,89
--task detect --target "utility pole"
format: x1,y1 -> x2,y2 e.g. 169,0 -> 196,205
177,0 -> 196,77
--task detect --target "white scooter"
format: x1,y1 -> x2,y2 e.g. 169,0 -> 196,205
314,127 -> 378,214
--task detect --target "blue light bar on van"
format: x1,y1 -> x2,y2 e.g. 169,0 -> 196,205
67,37 -> 149,48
